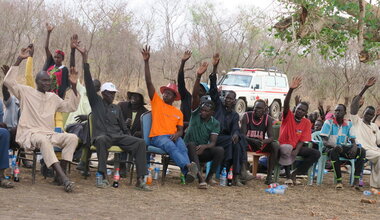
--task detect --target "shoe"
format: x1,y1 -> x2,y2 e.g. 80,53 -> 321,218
198,182 -> 208,189
96,179 -> 110,188
135,181 -> 152,191
63,180 -> 75,192
264,177 -> 274,185
335,183 -> 343,189
0,179 -> 14,188
185,162 -> 198,184
284,179 -> 293,186
240,171 -> 255,182
233,179 -> 244,187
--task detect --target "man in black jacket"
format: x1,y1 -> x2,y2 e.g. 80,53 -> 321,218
77,46 -> 150,190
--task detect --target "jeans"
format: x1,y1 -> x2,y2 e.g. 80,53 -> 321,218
151,135 -> 190,173
0,128 -> 10,169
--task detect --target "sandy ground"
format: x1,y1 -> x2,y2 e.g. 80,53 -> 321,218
1,165 -> 379,220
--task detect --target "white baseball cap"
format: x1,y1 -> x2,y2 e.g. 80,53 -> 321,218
101,82 -> 118,92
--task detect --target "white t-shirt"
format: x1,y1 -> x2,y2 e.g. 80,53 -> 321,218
350,114 -> 380,152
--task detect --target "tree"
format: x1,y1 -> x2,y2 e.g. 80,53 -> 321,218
274,0 -> 380,63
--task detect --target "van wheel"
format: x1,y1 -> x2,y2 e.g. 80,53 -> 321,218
270,101 -> 281,120
235,99 -> 247,114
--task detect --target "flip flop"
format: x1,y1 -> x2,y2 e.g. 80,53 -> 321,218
198,182 -> 208,189
284,179 -> 293,186
0,179 -> 14,188
335,183 -> 343,189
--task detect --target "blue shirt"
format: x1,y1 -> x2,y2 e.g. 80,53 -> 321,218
320,117 -> 355,146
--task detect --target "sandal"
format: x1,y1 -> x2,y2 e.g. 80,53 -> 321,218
63,180 -> 75,192
206,179 -> 218,186
335,183 -> 343,189
135,182 -> 152,191
0,179 -> 15,188
284,179 -> 293,186
198,182 -> 208,189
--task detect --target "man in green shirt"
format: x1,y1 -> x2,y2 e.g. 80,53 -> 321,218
184,62 -> 224,189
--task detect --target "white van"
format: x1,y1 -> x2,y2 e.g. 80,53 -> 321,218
217,67 -> 289,119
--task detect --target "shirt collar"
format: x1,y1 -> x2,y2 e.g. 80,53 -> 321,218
332,116 -> 348,126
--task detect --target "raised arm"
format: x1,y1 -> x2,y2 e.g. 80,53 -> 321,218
283,76 -> 302,117
44,23 -> 54,59
77,47 -> 97,105
351,77 -> 376,115
1,65 -> 10,101
70,34 -> 80,68
209,53 -> 220,103
177,50 -> 192,100
141,45 -> 155,100
4,48 -> 30,99
191,62 -> 209,110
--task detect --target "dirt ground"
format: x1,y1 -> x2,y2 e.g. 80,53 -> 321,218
1,165 -> 379,220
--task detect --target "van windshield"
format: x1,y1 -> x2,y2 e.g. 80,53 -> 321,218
220,74 -> 252,87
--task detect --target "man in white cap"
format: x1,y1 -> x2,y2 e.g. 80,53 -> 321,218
77,46 -> 150,190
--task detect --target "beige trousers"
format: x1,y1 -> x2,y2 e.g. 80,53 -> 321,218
30,133 -> 78,167
366,149 -> 380,188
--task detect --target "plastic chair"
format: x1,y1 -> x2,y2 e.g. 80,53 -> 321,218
311,131 -> 355,185
141,111 -> 173,185
85,113 -> 135,185
273,142 -> 317,185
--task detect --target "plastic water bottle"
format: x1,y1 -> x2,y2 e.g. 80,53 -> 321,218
13,162 -> 20,182
8,150 -> 13,175
113,168 -> 120,188
220,168 -> 227,186
276,185 -> 288,190
96,172 -> 103,186
107,168 -> 112,176
227,168 -> 233,186
363,190 -> 372,196
265,188 -> 285,194
153,167 -> 160,180
146,168 -> 153,185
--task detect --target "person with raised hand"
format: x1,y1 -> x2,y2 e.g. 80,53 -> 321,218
142,45 -> 198,183
351,77 -> 380,191
278,76 -> 320,185
4,46 -> 81,192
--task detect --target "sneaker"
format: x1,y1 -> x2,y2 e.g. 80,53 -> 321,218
185,162 -> 198,183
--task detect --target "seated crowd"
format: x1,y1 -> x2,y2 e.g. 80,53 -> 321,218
1,24 -> 380,194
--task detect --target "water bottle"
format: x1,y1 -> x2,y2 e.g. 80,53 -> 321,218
13,162 -> 20,182
363,190 -> 372,196
220,167 -> 227,186
153,167 -> 159,180
265,188 -> 285,194
112,168 -> 120,188
276,185 -> 288,190
96,172 -> 103,186
180,173 -> 186,184
150,154 -> 155,167
146,168 -> 153,185
107,168 -> 112,176
8,150 -> 13,175
227,168 -> 233,186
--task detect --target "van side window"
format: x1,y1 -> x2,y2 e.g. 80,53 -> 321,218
276,77 -> 287,87
251,76 -> 262,89
265,76 -> 275,87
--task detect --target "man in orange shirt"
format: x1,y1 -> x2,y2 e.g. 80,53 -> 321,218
142,45 -> 198,183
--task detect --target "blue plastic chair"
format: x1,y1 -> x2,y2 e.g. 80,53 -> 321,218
141,111 -> 173,185
311,131 -> 355,185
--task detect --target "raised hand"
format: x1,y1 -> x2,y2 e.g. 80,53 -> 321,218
182,50 -> 192,62
141,45 -> 150,61
295,95 -> 301,106
196,61 -> 209,76
46,22 -> 54,33
365,77 -> 376,87
289,76 -> 302,89
28,44 -> 34,57
1,65 -> 10,76
69,66 -> 79,85
19,47 -> 30,60
70,34 -> 80,49
212,53 -> 220,66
